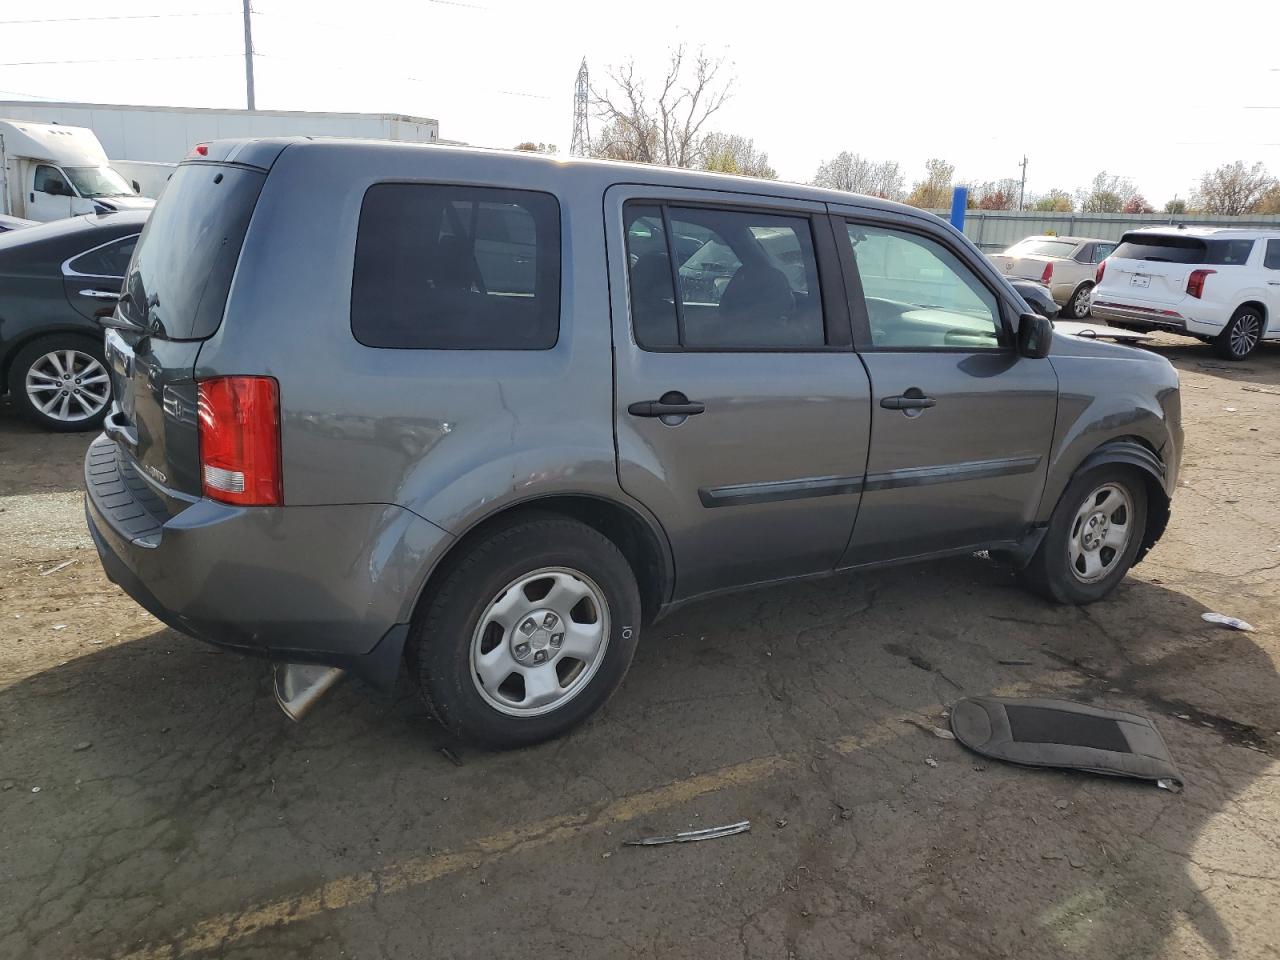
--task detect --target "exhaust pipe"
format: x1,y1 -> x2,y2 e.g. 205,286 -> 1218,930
273,662 -> 346,721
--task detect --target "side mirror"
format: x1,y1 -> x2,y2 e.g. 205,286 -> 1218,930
131,180 -> 141,194
1017,313 -> 1053,359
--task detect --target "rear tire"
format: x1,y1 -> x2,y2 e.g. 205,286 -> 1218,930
1064,282 -> 1094,320
408,514 -> 642,749
7,334 -> 111,432
1019,465 -> 1148,605
1213,307 -> 1264,360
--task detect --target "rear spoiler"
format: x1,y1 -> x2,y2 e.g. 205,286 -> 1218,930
182,137 -> 303,171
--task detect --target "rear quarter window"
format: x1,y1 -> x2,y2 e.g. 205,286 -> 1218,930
351,183 -> 561,350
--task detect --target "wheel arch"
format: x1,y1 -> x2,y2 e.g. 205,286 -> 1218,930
1068,436 -> 1170,566
1235,300 -> 1269,335
408,493 -> 674,629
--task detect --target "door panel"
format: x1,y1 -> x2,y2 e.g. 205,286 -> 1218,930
832,212 -> 1058,565
842,352 -> 1056,564
606,186 -> 871,600
28,165 -> 73,221
62,235 -> 137,321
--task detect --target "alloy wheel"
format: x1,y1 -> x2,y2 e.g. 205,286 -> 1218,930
1230,313 -> 1261,358
24,350 -> 111,423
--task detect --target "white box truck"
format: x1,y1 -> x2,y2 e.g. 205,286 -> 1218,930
0,119 -> 155,222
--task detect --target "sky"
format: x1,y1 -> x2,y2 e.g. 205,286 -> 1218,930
3,0 -> 1279,206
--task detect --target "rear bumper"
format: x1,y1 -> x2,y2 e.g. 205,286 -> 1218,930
1090,300 -> 1188,331
83,434 -> 453,691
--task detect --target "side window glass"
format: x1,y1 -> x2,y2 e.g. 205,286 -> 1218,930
624,202 -> 825,350
35,165 -> 69,196
1074,243 -> 1094,263
847,223 -> 1002,350
68,236 -> 138,278
1094,243 -> 1116,263
1265,240 -> 1280,271
623,205 -> 679,348
351,183 -> 560,350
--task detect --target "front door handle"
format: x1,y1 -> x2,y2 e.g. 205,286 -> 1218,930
80,288 -> 122,301
628,391 -> 705,419
880,394 -> 936,411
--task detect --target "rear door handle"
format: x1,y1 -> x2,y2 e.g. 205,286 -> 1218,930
880,394 -> 936,410
628,391 -> 705,418
80,288 -> 121,301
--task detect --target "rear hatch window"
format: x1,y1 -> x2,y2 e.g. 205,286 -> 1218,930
1112,234 -> 1255,266
120,163 -> 266,340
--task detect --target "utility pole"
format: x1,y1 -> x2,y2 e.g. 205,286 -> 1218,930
570,58 -> 590,157
242,0 -> 256,111
1018,154 -> 1028,211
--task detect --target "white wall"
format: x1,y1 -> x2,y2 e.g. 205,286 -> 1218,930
0,103 -> 439,164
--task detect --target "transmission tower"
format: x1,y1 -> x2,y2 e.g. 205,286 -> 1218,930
570,58 -> 590,157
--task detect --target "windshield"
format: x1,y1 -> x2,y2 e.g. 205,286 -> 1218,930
1006,238 -> 1079,259
63,166 -> 134,198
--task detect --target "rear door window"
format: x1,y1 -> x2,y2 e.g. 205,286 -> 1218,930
351,183 -> 560,350
1265,240 -> 1280,270
121,163 -> 266,340
622,202 -> 825,350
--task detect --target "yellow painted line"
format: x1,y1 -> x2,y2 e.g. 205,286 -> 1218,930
116,681 -> 1043,960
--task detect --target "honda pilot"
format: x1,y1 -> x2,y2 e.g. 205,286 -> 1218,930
85,139 -> 1182,748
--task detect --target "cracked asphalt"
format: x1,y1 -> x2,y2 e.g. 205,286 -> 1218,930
2,334 -> 1278,960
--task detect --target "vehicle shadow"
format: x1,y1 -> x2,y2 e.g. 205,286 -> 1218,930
0,404 -> 96,497
1,556 -> 1275,959
1140,337 -> 1280,389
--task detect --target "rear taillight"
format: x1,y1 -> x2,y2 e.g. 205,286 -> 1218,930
1186,268 -> 1215,299
1095,259 -> 1107,285
197,376 -> 282,506
1040,262 -> 1054,284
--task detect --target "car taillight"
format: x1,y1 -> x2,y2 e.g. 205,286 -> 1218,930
1095,259 -> 1107,285
1186,268 -> 1215,299
1039,262 -> 1054,284
197,376 -> 282,506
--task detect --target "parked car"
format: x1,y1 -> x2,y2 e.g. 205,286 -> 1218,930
1090,227 -> 1280,360
1008,278 -> 1060,319
989,235 -> 1115,319
1,210 -> 145,430
86,140 -> 1181,748
0,214 -> 36,233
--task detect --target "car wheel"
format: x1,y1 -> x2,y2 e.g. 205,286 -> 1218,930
1213,307 -> 1263,360
408,513 -> 642,748
7,335 -> 112,432
1064,283 -> 1093,319
1019,466 -> 1148,605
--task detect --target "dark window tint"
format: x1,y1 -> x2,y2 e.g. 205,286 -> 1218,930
848,223 -> 1002,350
68,235 -> 137,277
1113,233 -> 1255,266
1266,240 -> 1280,270
352,183 -> 560,350
624,202 -> 825,350
121,163 -> 266,340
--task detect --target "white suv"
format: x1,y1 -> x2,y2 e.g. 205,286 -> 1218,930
1091,227 -> 1280,360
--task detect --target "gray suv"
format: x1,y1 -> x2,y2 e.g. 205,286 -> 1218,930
85,139 -> 1181,748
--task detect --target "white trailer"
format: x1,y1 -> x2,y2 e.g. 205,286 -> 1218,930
0,102 -> 441,169
0,119 -> 154,221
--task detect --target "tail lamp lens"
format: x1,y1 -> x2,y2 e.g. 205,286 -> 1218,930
1095,259 -> 1107,284
197,376 -> 282,506
1186,268 -> 1215,299
1039,262 -> 1054,284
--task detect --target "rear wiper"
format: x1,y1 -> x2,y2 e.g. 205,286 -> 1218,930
96,294 -> 151,333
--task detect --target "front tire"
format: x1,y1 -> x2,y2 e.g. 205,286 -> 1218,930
1064,282 -> 1094,320
7,334 -> 111,432
1020,466 -> 1148,605
1213,307 -> 1263,360
408,514 -> 642,748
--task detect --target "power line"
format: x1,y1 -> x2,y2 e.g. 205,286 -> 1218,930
0,53 -> 241,67
0,11 -> 239,25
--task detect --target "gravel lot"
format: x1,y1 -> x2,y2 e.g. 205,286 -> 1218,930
2,334 -> 1278,960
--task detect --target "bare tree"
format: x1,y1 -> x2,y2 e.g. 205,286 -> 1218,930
1256,184 -> 1280,215
812,152 -> 904,200
905,158 -> 955,209
700,132 -> 776,179
968,178 -> 1021,210
1077,171 -> 1139,214
590,47 -> 732,168
1192,161 -> 1276,215
513,141 -> 558,155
